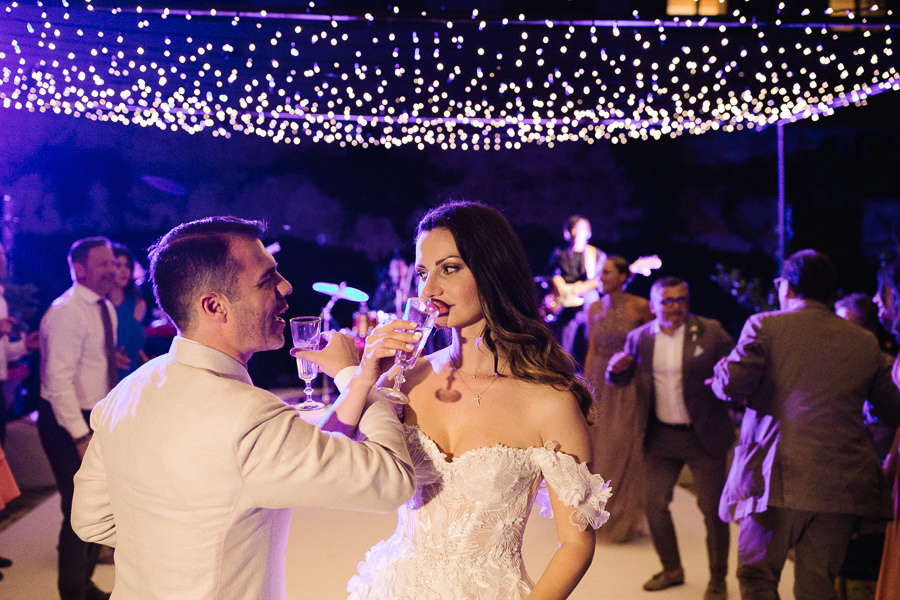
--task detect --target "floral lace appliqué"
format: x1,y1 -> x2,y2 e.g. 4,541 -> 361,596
532,440 -> 612,531
346,426 -> 611,600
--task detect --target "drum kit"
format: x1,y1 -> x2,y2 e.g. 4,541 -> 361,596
281,281 -> 373,412
286,280 -> 417,410
311,281 -> 378,339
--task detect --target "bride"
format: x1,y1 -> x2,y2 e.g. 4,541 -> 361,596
308,201 -> 610,600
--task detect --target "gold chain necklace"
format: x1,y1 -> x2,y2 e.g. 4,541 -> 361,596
451,360 -> 503,405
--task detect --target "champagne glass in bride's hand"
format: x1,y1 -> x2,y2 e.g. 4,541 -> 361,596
377,297 -> 439,404
290,316 -> 324,411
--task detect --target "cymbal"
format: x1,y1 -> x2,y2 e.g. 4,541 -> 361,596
312,281 -> 370,303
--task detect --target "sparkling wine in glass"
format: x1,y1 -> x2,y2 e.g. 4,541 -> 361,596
290,316 -> 324,411
378,297 -> 439,404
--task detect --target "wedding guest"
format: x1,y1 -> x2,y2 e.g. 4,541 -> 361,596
0,442 -> 20,580
583,255 -> 653,544
545,215 -> 606,364
301,201 -> 611,600
109,243 -> 148,380
711,249 -> 900,600
835,291 -> 882,333
832,290 -> 896,597
874,258 -> 900,600
38,237 -> 118,600
834,292 -> 897,597
0,241 -> 39,445
835,292 -> 897,460
71,217 -> 415,599
607,276 -> 734,600
370,254 -> 413,316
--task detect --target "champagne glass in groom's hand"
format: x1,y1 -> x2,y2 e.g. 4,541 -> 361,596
290,316 -> 324,411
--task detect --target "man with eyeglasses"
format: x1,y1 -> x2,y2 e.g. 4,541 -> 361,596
607,276 -> 735,600
710,249 -> 900,600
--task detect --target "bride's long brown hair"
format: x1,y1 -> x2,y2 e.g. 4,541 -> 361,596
416,201 -> 593,418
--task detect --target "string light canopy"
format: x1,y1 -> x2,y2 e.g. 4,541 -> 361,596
1,1 -> 897,149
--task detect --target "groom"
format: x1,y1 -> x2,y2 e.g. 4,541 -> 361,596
72,216 -> 415,599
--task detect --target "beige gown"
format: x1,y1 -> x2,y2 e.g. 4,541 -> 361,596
585,294 -> 649,543
875,356 -> 900,600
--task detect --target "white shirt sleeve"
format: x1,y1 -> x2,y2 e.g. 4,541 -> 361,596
40,305 -> 92,439
333,365 -> 356,393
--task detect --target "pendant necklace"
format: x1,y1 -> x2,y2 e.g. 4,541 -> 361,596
451,360 -> 503,405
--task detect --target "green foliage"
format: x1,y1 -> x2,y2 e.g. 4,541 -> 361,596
712,264 -> 777,314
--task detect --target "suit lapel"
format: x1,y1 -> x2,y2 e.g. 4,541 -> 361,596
681,315 -> 702,410
641,325 -> 656,373
682,315 -> 696,372
638,325 -> 657,410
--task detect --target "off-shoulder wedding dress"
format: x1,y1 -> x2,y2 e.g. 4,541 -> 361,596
347,424 -> 611,600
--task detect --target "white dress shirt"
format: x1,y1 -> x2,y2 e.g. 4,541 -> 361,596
72,336 -> 415,600
651,321 -> 692,425
0,285 -> 27,381
40,283 -> 117,439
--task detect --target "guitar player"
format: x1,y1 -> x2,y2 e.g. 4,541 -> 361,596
545,215 -> 606,366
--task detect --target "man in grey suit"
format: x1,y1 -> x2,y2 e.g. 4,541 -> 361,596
608,276 -> 734,600
710,249 -> 900,600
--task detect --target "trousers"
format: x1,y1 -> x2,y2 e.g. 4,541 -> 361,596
37,400 -> 102,600
736,506 -> 856,600
644,421 -> 730,580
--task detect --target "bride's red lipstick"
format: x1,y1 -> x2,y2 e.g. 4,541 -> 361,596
430,299 -> 450,317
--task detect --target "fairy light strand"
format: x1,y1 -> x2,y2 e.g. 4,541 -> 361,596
0,1 -> 896,149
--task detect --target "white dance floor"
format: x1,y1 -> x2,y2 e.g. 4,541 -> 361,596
0,484 -> 794,599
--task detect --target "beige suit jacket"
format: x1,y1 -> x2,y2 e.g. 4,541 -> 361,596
72,337 -> 415,599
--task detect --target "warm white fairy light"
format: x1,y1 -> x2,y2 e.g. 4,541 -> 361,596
0,2 -> 897,148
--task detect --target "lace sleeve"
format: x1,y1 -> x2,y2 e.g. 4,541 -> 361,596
533,441 -> 612,531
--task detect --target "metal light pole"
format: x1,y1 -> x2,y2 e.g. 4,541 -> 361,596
777,122 -> 785,272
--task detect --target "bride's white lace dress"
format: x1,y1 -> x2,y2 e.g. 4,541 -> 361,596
347,424 -> 611,600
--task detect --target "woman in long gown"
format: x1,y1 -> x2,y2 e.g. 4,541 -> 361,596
583,256 -> 653,543
309,201 -> 611,600
0,443 -> 20,576
874,259 -> 900,600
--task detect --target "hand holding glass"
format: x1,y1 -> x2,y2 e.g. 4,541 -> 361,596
290,316 -> 324,411
378,297 -> 438,404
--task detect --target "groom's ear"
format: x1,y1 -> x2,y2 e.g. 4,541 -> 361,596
198,292 -> 228,323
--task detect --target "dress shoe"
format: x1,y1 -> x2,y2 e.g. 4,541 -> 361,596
643,567 -> 685,591
0,555 -> 11,568
704,577 -> 727,600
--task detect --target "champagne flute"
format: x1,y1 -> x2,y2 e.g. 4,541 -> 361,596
290,316 -> 324,411
378,297 -> 439,404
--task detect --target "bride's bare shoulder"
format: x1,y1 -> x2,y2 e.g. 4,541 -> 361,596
525,383 -> 590,460
507,379 -> 583,420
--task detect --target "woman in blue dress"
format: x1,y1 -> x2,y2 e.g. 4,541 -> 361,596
110,244 -> 148,380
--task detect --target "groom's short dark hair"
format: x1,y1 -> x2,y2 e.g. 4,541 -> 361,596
148,216 -> 266,332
